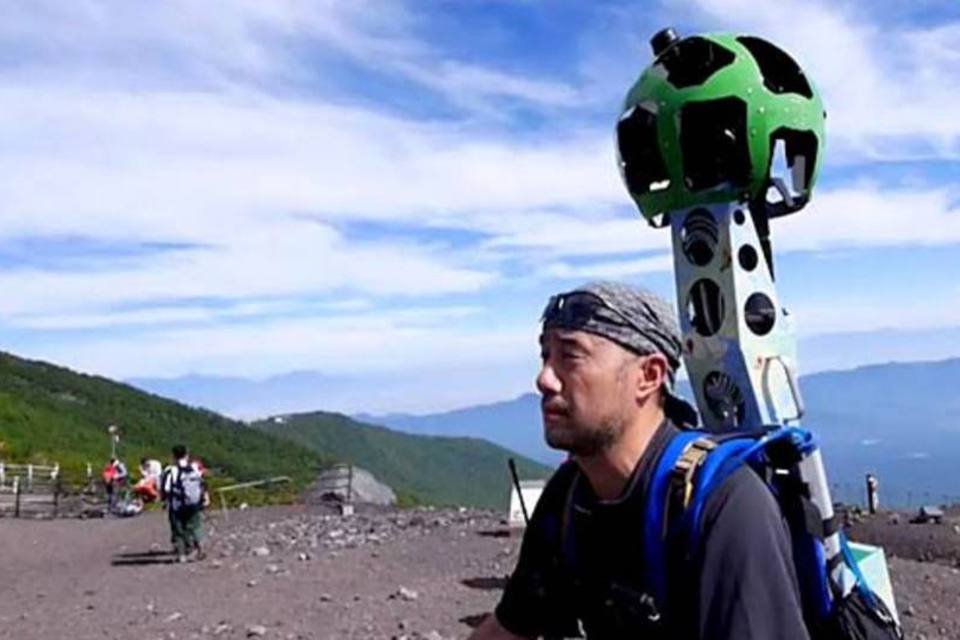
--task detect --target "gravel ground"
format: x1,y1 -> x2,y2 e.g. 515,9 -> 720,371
0,505 -> 512,640
1,504 -> 957,639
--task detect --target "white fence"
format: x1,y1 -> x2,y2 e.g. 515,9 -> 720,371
0,462 -> 62,518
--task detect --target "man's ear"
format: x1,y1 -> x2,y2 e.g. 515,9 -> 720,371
636,353 -> 669,401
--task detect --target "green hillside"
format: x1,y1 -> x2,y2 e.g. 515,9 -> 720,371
254,411 -> 554,509
0,352 -> 326,489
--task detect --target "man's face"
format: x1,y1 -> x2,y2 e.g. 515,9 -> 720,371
536,329 -> 641,456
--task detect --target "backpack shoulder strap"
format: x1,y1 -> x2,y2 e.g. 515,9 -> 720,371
642,429 -> 712,607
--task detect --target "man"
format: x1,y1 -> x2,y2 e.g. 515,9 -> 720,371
161,444 -> 207,563
470,281 -> 808,639
102,457 -> 128,515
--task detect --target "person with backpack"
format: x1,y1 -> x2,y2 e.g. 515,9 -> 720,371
470,281 -> 809,639
161,444 -> 207,563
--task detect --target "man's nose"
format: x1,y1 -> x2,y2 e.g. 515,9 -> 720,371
536,361 -> 561,396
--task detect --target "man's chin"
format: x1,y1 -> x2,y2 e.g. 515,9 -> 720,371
544,424 -> 575,452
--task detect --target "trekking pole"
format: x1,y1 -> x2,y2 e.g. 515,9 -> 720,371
507,458 -> 529,526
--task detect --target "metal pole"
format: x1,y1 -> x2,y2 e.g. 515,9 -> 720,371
13,476 -> 20,518
347,464 -> 353,504
508,459 -> 530,525
53,476 -> 61,518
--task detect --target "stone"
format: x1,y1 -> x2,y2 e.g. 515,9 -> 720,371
246,625 -> 267,637
396,587 -> 418,601
252,546 -> 270,557
165,612 -> 184,623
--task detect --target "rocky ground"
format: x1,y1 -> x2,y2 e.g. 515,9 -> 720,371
0,503 -> 958,639
845,507 -> 960,640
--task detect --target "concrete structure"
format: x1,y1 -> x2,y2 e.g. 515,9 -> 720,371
508,479 -> 546,528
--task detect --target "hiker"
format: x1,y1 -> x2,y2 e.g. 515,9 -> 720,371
470,282 -> 808,639
161,445 -> 208,563
133,457 -> 163,503
102,457 -> 129,515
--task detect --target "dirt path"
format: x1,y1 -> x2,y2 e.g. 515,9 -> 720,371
0,507 -> 511,640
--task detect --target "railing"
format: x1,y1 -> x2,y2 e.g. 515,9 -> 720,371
0,462 -> 59,491
0,462 -> 62,518
213,476 -> 292,519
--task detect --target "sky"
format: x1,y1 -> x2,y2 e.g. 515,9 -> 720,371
1,0 -> 959,413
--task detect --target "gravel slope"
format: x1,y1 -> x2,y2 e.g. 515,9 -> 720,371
1,506 -> 955,639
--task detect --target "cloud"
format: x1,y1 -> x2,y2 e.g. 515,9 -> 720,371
1,0 -> 958,394
537,253 -> 674,279
24,307 -> 537,380
0,219 -> 494,318
775,184 -> 960,251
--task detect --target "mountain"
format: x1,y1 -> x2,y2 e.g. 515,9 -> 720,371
356,394 -> 559,465
370,359 -> 960,506
0,351 -> 552,508
128,326 -> 960,419
252,411 -> 552,509
0,352 -> 325,489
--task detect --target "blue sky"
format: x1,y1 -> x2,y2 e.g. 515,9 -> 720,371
1,0 -> 959,413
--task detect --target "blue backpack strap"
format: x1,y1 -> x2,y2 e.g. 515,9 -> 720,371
645,427 -> 814,609
684,427 -> 814,548
642,429 -> 706,607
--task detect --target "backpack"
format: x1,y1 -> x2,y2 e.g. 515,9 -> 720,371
170,463 -> 205,509
640,427 -> 903,640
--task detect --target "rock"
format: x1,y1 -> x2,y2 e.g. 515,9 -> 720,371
394,587 -> 418,601
246,625 -> 267,637
423,632 -> 445,640
165,612 -> 183,623
266,564 -> 280,574
319,593 -> 332,602
247,580 -> 259,588
213,623 -> 232,636
889,513 -> 901,525
252,546 -> 270,557
297,552 -> 310,562
308,466 -> 397,506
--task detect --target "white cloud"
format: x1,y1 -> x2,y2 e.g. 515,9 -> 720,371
538,253 -> 674,279
793,295 -> 960,336
0,219 -> 494,318
775,184 -> 960,251
24,308 -> 537,380
1,0 -> 958,394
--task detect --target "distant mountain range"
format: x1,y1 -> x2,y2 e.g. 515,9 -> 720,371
368,359 -> 960,506
0,351 -> 549,508
128,355 -> 960,507
129,325 -> 960,418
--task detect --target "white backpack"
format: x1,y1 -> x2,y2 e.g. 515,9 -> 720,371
171,464 -> 205,508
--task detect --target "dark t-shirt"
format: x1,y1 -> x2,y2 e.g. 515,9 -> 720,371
495,421 -> 811,640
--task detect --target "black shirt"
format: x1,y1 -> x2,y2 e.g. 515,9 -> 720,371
495,421 -> 810,639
